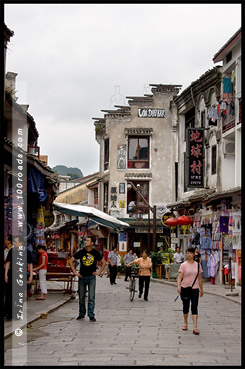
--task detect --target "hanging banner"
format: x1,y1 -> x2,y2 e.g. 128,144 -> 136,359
187,128 -> 205,188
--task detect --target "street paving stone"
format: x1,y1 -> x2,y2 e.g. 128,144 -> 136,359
4,277 -> 241,366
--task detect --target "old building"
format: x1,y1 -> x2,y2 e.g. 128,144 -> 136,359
93,84 -> 182,254
4,24 -> 58,254
167,28 -> 241,287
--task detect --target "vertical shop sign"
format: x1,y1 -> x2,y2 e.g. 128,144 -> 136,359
187,128 -> 204,187
117,144 -> 126,170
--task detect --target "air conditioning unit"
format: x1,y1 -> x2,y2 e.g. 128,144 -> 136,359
223,141 -> 235,155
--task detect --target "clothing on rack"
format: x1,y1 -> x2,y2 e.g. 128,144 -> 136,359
219,216 -> 229,233
229,100 -> 235,115
223,77 -> 232,93
201,259 -> 210,278
200,236 -> 212,250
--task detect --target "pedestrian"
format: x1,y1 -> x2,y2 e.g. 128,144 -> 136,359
194,246 -> 201,264
69,236 -> 106,322
116,251 -> 121,279
133,252 -> 138,260
124,249 -> 134,281
128,249 -> 152,301
33,245 -> 48,300
5,234 -> 33,319
4,234 -> 13,264
4,235 -> 13,317
174,246 -> 184,264
177,246 -> 203,335
108,246 -> 118,285
103,247 -> 110,277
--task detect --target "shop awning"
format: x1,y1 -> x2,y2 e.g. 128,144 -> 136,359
53,202 -> 130,230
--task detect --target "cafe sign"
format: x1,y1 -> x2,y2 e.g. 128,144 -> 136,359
138,108 -> 165,118
187,128 -> 204,188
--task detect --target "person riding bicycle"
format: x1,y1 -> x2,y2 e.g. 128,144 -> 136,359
128,250 -> 152,301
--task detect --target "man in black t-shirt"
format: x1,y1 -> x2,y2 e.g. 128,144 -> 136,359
69,236 -> 106,322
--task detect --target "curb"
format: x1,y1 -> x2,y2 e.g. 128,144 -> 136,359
150,278 -> 241,305
4,295 -> 73,339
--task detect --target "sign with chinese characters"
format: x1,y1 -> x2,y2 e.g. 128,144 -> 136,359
187,128 -> 204,188
138,108 -> 165,118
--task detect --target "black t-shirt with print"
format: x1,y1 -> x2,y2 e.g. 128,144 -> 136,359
74,248 -> 103,276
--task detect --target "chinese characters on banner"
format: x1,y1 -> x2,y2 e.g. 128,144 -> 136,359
187,128 -> 204,187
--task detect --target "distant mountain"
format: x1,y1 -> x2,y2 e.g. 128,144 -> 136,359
52,165 -> 83,180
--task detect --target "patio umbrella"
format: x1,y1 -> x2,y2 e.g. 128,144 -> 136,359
53,202 -> 130,231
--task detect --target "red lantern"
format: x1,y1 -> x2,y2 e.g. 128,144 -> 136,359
177,216 -> 192,225
165,217 -> 179,227
177,215 -> 192,236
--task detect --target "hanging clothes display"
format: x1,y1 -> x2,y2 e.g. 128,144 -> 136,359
229,100 -> 235,115
200,235 -> 212,250
219,216 -> 229,233
223,77 -> 232,93
208,105 -> 218,126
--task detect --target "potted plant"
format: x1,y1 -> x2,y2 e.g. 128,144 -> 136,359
149,251 -> 163,278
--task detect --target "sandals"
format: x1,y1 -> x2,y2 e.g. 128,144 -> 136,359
35,297 -> 46,300
193,329 -> 200,335
182,325 -> 188,331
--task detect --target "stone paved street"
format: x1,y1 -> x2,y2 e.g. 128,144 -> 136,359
4,277 -> 241,366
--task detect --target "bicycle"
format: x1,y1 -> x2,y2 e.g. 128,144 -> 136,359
128,266 -> 139,302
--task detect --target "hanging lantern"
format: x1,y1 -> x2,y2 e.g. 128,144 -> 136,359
165,217 -> 179,234
177,216 -> 192,225
177,216 -> 192,235
165,217 -> 178,228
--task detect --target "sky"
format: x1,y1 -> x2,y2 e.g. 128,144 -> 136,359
4,3 -> 242,176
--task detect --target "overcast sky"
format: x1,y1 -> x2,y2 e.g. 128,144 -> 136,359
4,4 -> 241,176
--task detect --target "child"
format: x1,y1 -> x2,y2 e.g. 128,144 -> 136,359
34,245 -> 48,300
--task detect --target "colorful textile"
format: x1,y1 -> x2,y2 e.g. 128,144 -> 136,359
223,77 -> 232,93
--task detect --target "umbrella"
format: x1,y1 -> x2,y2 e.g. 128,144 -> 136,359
53,202 -> 130,230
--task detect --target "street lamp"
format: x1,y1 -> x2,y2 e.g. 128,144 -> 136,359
127,181 -> 157,252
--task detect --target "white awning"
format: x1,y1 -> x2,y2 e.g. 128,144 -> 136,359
53,202 -> 130,230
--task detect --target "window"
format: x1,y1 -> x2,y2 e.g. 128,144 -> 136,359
128,136 -> 149,169
201,110 -> 205,128
103,182 -> 108,211
104,139 -> 109,171
226,51 -> 232,64
94,188 -> 98,205
127,181 -> 149,214
185,107 -> 195,141
211,145 -> 217,175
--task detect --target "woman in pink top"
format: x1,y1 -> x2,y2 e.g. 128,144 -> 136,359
177,247 -> 203,335
33,245 -> 48,300
128,250 -> 152,301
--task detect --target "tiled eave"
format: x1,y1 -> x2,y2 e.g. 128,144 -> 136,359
4,137 -> 55,178
166,187 -> 241,210
213,28 -> 241,63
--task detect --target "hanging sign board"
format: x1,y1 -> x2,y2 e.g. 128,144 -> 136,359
187,128 -> 204,188
138,108 -> 165,118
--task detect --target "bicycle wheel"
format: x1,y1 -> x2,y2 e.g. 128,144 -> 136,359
130,278 -> 136,301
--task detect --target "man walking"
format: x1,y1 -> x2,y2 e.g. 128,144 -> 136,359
124,249 -> 134,281
69,236 -> 106,322
108,246 -> 118,285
